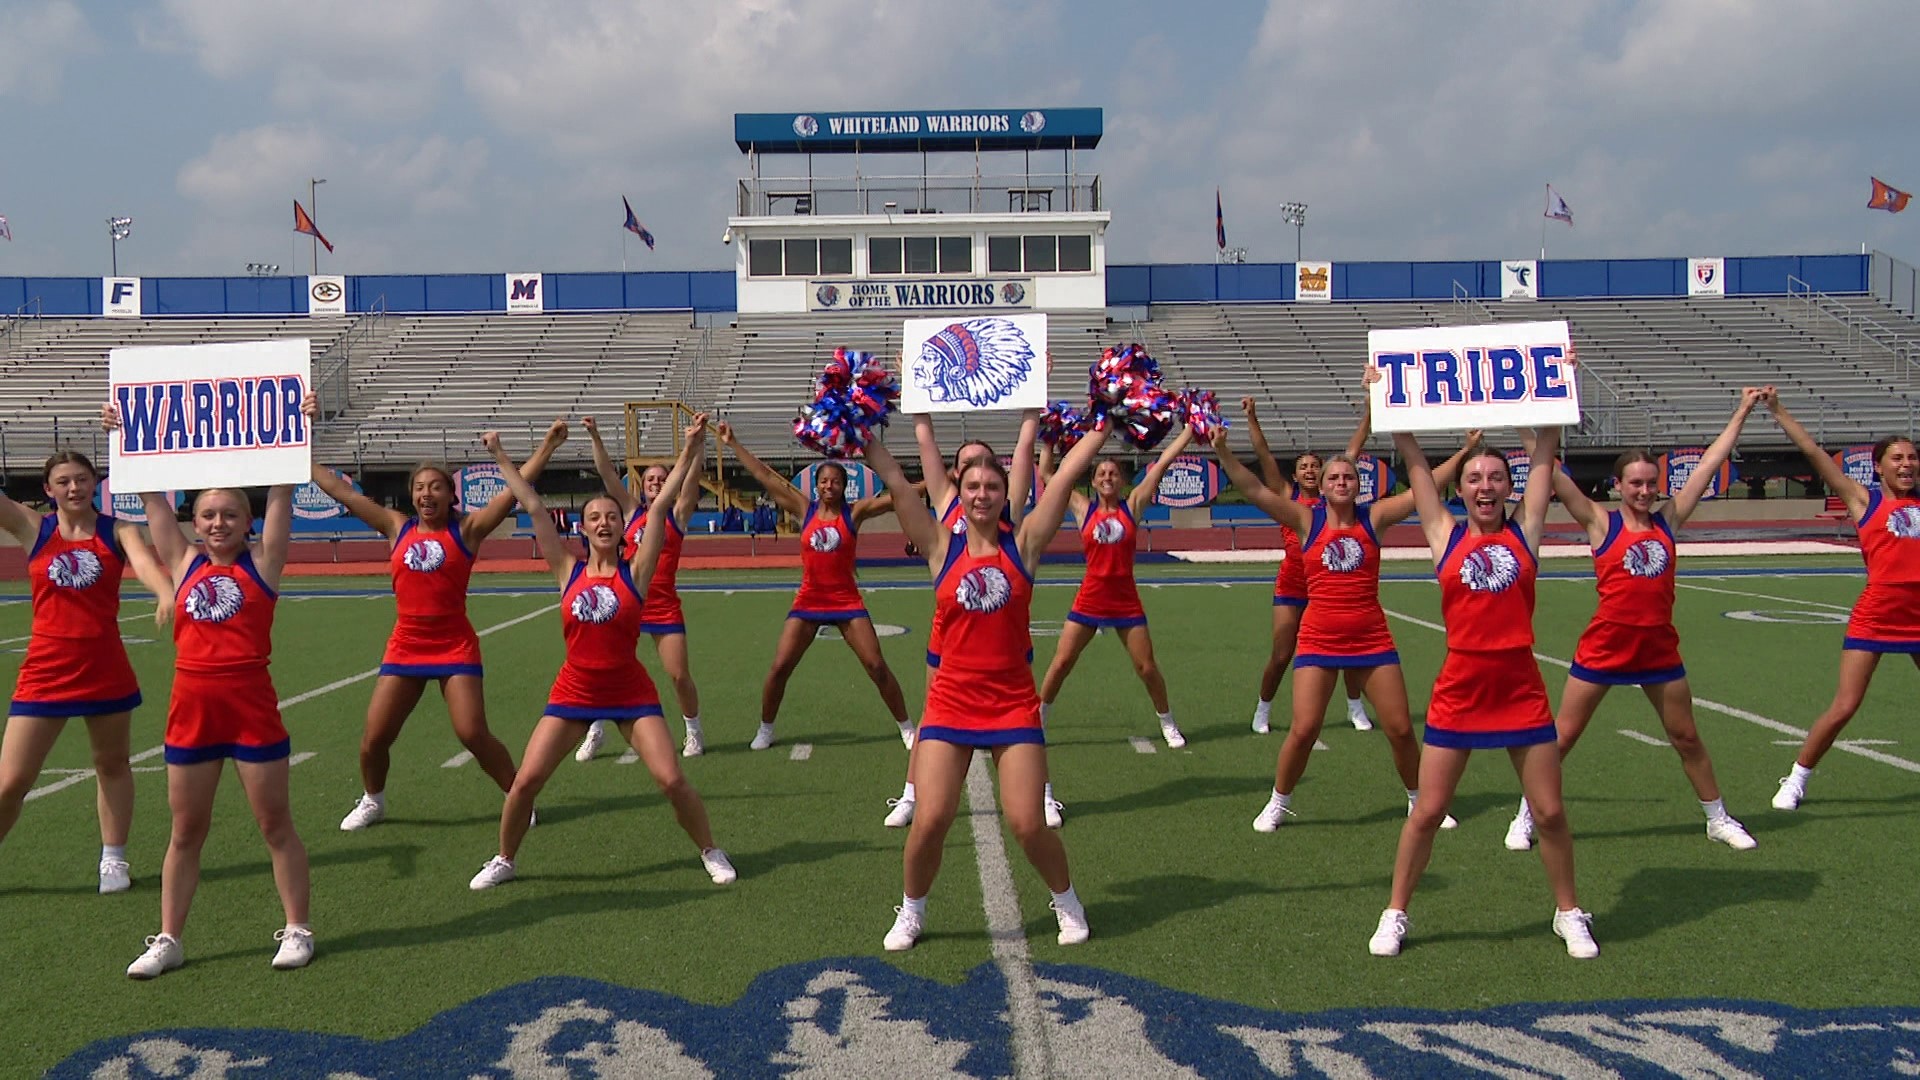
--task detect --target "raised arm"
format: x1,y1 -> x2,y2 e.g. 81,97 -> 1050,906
0,490 -> 38,549
1008,409 -> 1038,524
913,413 -> 956,514
863,433 -> 943,575
1669,388 -> 1764,528
252,484 -> 296,590
717,422 -> 808,518
1212,428 -> 1310,532
481,430 -> 574,587
310,464 -> 408,539
581,415 -> 642,520
1516,426 -> 1562,552
1371,430 -> 1481,530
1343,397 -> 1373,460
111,520 -> 175,623
1037,439 -> 1090,522
463,418 -> 569,546
1393,431 -> 1456,560
1130,427 -> 1195,518
1239,397 -> 1288,491
1766,391 -> 1866,519
1019,423 -> 1113,568
631,415 -> 708,596
139,492 -> 194,581
673,422 -> 707,527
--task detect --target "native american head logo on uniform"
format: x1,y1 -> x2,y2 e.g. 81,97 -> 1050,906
808,525 -> 843,553
1886,505 -> 1920,540
1091,517 -> 1126,545
403,538 -> 447,572
1460,543 -> 1521,593
1321,536 -> 1365,573
1623,538 -> 1670,578
47,549 -> 103,590
914,319 -> 1036,408
955,566 -> 1013,614
185,575 -> 245,623
570,584 -> 620,625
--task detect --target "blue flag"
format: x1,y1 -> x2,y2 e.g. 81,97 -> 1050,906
622,197 -> 655,249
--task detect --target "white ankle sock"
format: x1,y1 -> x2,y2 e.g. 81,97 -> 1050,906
902,894 -> 927,918
1044,782 -> 1054,802
1051,884 -> 1081,909
1254,699 -> 1272,719
1701,797 -> 1727,820
901,782 -> 916,802
103,844 -> 126,861
1157,711 -> 1175,725
1790,763 -> 1813,781
684,714 -> 702,731
365,792 -> 386,809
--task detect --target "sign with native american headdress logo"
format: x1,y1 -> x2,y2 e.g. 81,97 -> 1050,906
900,313 -> 1048,414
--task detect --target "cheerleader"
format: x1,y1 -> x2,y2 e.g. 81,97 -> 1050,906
1240,398 -> 1375,734
0,452 -> 171,893
1215,423 -> 1480,832
860,412 -> 1112,951
314,420 -> 569,831
466,420 -> 734,890
717,423 -> 913,751
1368,421 -> 1599,960
1036,426 -> 1194,754
1505,389 -> 1765,851
571,414 -> 707,762
1768,392 -> 1920,811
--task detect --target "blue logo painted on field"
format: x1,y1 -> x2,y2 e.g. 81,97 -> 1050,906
47,961 -> 1920,1078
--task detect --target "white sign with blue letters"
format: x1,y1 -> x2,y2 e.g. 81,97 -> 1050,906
108,339 -> 313,492
1366,320 -> 1579,433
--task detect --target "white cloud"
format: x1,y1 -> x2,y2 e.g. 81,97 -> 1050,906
0,0 -> 94,101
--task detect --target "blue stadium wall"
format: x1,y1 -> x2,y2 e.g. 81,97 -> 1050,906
0,255 -> 1870,317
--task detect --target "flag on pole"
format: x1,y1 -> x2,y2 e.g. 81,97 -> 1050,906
0,215 -> 11,242
1545,185 -> 1573,225
1869,177 -> 1912,214
623,197 -> 655,249
294,200 -> 333,252
1215,189 -> 1226,250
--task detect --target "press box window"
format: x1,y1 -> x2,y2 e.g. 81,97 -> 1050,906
904,236 -> 937,275
1057,235 -> 1093,272
819,238 -> 853,276
748,239 -> 784,277
939,236 -> 972,273
868,237 -> 903,275
783,239 -> 818,277
988,236 -> 1023,274
1022,235 -> 1057,273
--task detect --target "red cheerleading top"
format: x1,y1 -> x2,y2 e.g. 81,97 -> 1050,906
547,562 -> 660,713
174,552 -> 278,677
1437,521 -> 1537,652
1857,489 -> 1920,585
1296,506 -> 1396,658
921,533 -> 1041,736
26,515 -> 128,645
791,501 -> 866,616
623,505 -> 685,616
928,496 -> 1015,666
390,519 -> 476,619
1274,486 -> 1321,599
1072,501 -> 1143,619
1590,511 -> 1676,627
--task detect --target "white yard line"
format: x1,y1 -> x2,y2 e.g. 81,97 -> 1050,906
1618,729 -> 1670,747
788,743 -> 813,761
1673,580 -> 1855,612
1128,737 -> 1156,755
965,750 -> 1053,1079
441,751 -> 475,769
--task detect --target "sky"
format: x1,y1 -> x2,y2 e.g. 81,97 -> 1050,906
0,0 -> 1915,278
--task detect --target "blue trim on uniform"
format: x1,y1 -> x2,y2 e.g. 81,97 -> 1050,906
1067,611 -> 1148,629
1437,523 -> 1468,574
1652,510 -> 1675,544
8,690 -> 143,718
177,554 -> 210,599
1506,519 -> 1537,566
1272,595 -> 1308,608
546,702 -> 665,722
1357,507 -> 1381,546
918,724 -> 1044,747
563,561 -> 587,592
1842,636 -> 1920,654
98,515 -> 127,563
640,622 -> 687,636
164,738 -> 291,765
1423,723 -> 1555,750
933,533 -> 968,591
395,518 -> 418,548
1594,511 -> 1624,558
1001,530 -> 1033,584
27,515 -> 56,561
926,650 -> 942,668
236,550 -> 277,599
788,608 -> 869,624
1302,504 -> 1327,552
1860,488 -> 1884,531
1294,650 -> 1400,670
1568,662 -> 1687,685
445,518 -> 476,560
379,663 -> 484,678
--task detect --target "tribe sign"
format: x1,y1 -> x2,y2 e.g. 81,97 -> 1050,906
1366,320 -> 1581,433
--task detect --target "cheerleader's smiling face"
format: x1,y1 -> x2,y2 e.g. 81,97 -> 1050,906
1618,460 -> 1661,515
1875,438 -> 1918,497
193,488 -> 252,557
960,461 -> 1009,531
640,465 -> 670,505
1320,458 -> 1359,509
1092,460 -> 1125,503
410,467 -> 455,526
814,463 -> 848,509
1293,453 -> 1322,496
1460,450 -> 1513,529
42,461 -> 99,516
583,496 -> 624,557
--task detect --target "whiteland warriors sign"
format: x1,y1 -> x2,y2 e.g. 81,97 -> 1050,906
108,339 -> 313,492
1366,320 -> 1579,433
900,313 -> 1048,414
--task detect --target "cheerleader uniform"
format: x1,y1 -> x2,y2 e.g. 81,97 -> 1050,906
9,516 -> 142,717
918,533 -> 1042,747
1841,489 -> 1920,651
1293,506 -> 1399,669
545,563 -> 663,722
623,506 -> 687,635
1068,502 -> 1147,629
928,497 -> 1022,668
1273,488 -> 1321,609
380,519 -> 483,678
165,553 -> 287,764
1424,522 -> 1554,750
1569,511 -> 1685,684
789,501 -> 868,623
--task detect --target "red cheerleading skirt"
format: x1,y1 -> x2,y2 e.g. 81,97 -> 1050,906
545,662 -> 663,723
9,634 -> 142,717
1423,646 -> 1555,749
1843,582 -> 1920,653
1068,579 -> 1147,629
1273,542 -> 1308,607
919,662 -> 1043,747
1570,618 -> 1686,685
164,669 -> 288,765
381,614 -> 484,678
1295,606 -> 1399,669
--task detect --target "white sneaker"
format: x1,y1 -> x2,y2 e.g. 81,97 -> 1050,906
898,722 -> 917,750
1251,706 -> 1271,735
884,906 -> 923,951
1052,898 -> 1091,945
884,798 -> 916,828
1253,793 -> 1293,833
1369,909 -> 1408,957
1504,805 -> 1534,851
682,724 -> 705,758
469,855 -> 515,891
1160,719 -> 1186,749
339,794 -> 385,832
1407,795 -> 1458,830
1347,699 -> 1374,732
1044,798 -> 1065,829
701,848 -> 737,885
127,933 -> 183,979
271,927 -> 315,970
1553,908 -> 1600,959
750,723 -> 776,751
574,721 -> 606,762
99,857 -> 131,894
1707,815 -> 1758,850
1772,772 -> 1807,811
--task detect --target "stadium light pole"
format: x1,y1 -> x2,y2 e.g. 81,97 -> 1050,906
1281,202 -> 1308,262
107,216 -> 133,276
309,178 -> 326,275
246,263 -> 280,277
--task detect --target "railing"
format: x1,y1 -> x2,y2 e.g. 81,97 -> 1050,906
736,172 -> 1102,217
311,296 -> 387,419
0,296 -> 42,355
1788,275 -> 1920,385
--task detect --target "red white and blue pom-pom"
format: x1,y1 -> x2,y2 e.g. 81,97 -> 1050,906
1039,400 -> 1089,453
1179,388 -> 1227,441
1087,343 -> 1174,449
794,347 -> 898,459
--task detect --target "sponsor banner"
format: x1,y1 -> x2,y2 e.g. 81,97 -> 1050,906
1295,260 -> 1332,303
454,462 -> 508,514
1501,259 -> 1538,299
1688,257 -> 1726,297
1354,452 -> 1394,505
506,272 -> 544,314
93,480 -> 180,526
1367,319 -> 1579,433
103,277 -> 141,318
307,275 -> 346,315
792,461 -> 880,502
108,340 -> 312,493
902,313 -> 1047,414
1658,447 -> 1735,499
292,473 -> 361,520
810,279 -> 1034,312
1833,444 -> 1877,487
1498,448 -> 1576,503
1134,456 -> 1222,508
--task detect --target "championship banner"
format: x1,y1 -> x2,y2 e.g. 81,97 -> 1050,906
901,313 -> 1047,414
454,462 -> 508,514
94,480 -> 180,526
307,275 -> 346,315
811,279 -> 1034,312
1135,456 -> 1222,508
1501,449 -> 1574,503
108,339 -> 312,493
1688,258 -> 1726,297
1354,452 -> 1394,505
103,277 -> 141,318
1500,260 -> 1538,300
1295,261 -> 1332,303
506,272 -> 544,314
1834,445 -> 1877,488
1657,447 -> 1734,499
292,473 -> 361,520
1366,320 -> 1579,433
792,461 -> 880,501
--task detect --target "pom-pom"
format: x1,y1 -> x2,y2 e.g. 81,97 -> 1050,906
1086,343 -> 1174,449
1179,388 -> 1227,441
794,347 -> 898,459
1039,400 -> 1089,454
